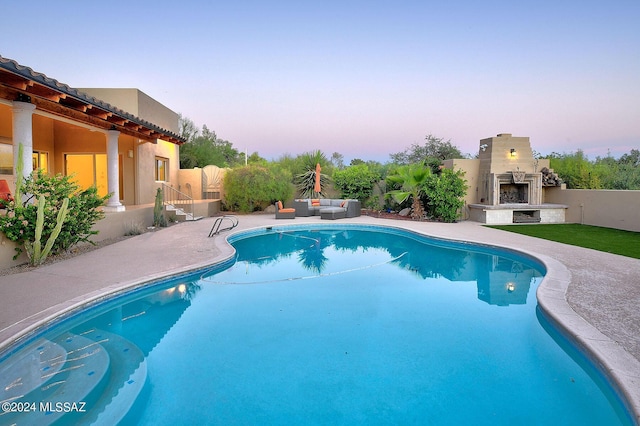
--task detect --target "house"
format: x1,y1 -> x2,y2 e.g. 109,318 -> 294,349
0,55 -> 192,268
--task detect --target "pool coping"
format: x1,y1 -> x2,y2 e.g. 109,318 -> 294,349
0,216 -> 638,424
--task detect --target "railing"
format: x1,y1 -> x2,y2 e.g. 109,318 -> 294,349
162,183 -> 194,218
208,215 -> 239,237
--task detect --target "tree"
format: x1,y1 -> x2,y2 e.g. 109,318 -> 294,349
179,125 -> 243,168
333,164 -> 381,201
547,150 -> 601,189
545,149 -> 640,190
619,149 -> 640,167
247,152 -> 267,165
178,114 -> 199,143
390,134 -> 466,165
330,152 -> 345,169
223,165 -> 293,212
386,164 -> 432,220
598,149 -> 640,189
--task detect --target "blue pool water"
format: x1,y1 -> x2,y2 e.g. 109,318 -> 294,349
0,225 -> 631,425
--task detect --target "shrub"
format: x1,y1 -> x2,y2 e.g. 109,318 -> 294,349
423,168 -> 467,222
223,165 -> 293,212
386,164 -> 431,220
0,166 -> 110,261
333,164 -> 381,201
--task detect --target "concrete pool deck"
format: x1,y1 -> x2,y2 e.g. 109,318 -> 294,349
0,214 -> 638,422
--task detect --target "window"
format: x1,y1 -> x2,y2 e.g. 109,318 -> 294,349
0,142 -> 12,175
155,157 -> 168,181
65,153 -> 109,198
32,151 -> 49,173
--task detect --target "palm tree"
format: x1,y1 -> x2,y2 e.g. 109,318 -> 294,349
386,164 -> 431,220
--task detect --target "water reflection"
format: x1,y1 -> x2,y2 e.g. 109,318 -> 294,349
232,229 -> 542,306
73,281 -> 202,355
0,281 -> 203,425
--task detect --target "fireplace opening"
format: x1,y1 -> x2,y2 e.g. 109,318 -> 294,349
500,183 -> 528,204
513,210 -> 541,223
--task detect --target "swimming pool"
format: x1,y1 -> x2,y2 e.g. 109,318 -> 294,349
0,224 -> 632,425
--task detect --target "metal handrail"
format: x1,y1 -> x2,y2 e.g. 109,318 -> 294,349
162,183 -> 194,218
208,215 -> 239,237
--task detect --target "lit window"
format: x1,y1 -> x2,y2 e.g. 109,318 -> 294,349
155,157 -> 168,181
0,143 -> 12,175
32,151 -> 49,173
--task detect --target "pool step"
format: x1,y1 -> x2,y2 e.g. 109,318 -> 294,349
0,338 -> 67,403
73,328 -> 146,425
0,332 -> 111,425
0,329 -> 147,425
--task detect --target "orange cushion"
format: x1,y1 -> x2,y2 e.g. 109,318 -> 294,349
280,208 -> 295,213
277,201 -> 284,210
340,200 -> 346,207
0,180 -> 12,202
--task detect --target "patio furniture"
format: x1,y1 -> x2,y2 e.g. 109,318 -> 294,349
275,201 -> 296,219
294,198 -> 361,218
0,179 -> 12,206
320,207 -> 347,220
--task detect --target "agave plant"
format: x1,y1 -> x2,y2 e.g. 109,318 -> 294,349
295,150 -> 331,197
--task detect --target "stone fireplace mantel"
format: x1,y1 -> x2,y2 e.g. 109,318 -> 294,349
491,172 -> 542,206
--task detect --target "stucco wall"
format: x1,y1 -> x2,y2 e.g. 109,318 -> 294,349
545,187 -> 640,232
136,91 -> 179,133
79,88 -> 179,134
177,168 -> 203,199
443,158 -> 480,207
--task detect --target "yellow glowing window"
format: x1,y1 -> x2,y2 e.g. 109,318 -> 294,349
65,153 -> 109,198
0,143 -> 12,175
32,151 -> 49,173
155,157 -> 168,181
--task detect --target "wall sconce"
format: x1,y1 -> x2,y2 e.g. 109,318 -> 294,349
506,282 -> 515,292
510,148 -> 516,158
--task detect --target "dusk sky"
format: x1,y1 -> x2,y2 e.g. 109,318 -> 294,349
2,1 -> 638,162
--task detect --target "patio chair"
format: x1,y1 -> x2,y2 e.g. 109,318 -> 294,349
275,201 -> 296,219
0,179 -> 13,207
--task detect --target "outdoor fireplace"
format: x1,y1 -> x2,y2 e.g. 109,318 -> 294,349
500,183 -> 528,203
491,172 -> 542,206
466,133 -> 566,224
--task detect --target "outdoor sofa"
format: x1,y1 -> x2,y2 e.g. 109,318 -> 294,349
293,198 -> 361,219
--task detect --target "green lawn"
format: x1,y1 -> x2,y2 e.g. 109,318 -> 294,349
486,224 -> 640,259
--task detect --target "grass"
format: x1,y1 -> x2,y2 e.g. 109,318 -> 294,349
486,224 -> 640,259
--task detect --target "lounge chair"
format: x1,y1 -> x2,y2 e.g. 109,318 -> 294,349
275,201 -> 296,219
0,179 -> 13,207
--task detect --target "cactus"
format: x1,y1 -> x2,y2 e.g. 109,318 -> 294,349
14,143 -> 24,203
153,187 -> 166,227
25,195 -> 69,265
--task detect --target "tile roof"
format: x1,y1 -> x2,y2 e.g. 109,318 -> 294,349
0,55 -> 185,144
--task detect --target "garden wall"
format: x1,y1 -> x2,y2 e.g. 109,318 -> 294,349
544,187 -> 640,232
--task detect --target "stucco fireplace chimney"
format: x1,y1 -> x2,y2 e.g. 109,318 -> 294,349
477,133 -> 542,206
